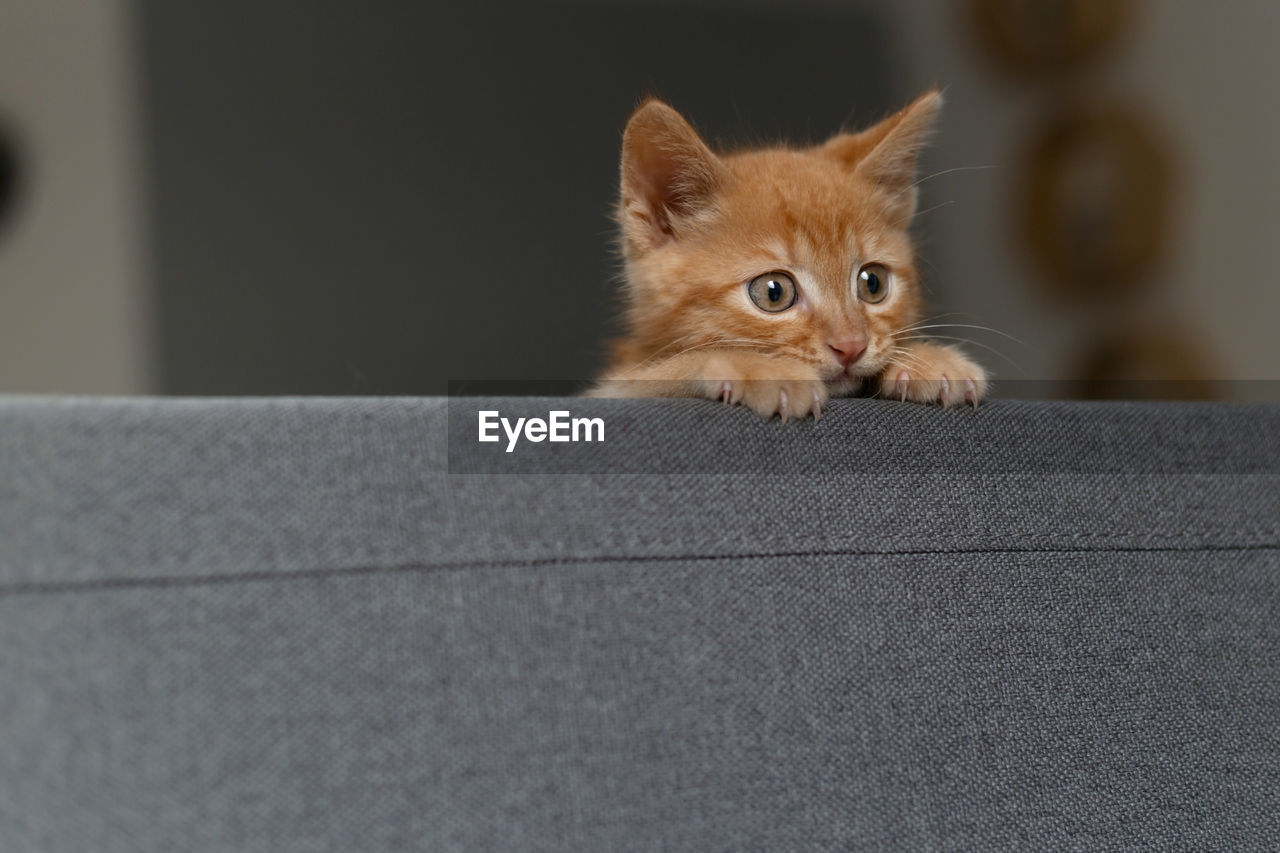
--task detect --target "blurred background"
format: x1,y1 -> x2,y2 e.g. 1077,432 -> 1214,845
1,0 -> 1278,397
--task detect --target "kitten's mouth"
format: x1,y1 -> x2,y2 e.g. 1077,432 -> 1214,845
824,374 -> 864,395
838,358 -> 887,381
820,348 -> 888,384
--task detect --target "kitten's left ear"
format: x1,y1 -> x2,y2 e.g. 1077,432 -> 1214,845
823,89 -> 943,220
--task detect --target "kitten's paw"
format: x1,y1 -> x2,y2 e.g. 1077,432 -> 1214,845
879,344 -> 988,408
695,353 -> 828,421
709,378 -> 828,421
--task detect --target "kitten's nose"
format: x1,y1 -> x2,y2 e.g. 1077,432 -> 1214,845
828,337 -> 867,368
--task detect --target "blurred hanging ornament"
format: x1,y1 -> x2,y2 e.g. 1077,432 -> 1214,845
0,115 -> 18,241
1069,320 -> 1220,400
1017,103 -> 1173,301
969,0 -> 1134,78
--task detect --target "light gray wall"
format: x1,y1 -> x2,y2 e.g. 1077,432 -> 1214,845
0,0 -> 151,393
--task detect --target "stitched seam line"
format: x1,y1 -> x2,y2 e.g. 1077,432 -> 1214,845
550,528 -> 1280,551
2,542 -> 1276,598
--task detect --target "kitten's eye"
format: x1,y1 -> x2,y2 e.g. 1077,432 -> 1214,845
856,263 -> 891,303
748,272 -> 797,313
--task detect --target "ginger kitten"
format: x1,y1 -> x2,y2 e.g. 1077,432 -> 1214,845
591,90 -> 988,419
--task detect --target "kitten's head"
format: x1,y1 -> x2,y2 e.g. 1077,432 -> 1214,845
615,90 -> 942,385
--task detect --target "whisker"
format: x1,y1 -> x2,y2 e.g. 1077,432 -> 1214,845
884,312 -> 972,337
622,335 -> 778,373
910,164 -> 1002,189
886,348 -> 930,373
889,316 -> 979,333
893,323 -> 1033,349
890,199 -> 955,230
898,334 -> 1024,374
910,199 -> 955,220
657,338 -> 775,363
628,332 -> 705,369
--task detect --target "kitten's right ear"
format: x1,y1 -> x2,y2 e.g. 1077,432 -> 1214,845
823,89 -> 943,221
620,100 -> 727,250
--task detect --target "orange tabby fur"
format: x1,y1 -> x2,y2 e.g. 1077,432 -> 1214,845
590,89 -> 988,418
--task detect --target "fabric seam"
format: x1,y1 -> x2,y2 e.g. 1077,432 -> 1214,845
2,542 -> 1276,598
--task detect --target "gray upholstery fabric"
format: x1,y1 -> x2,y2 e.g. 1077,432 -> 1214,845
1,396 -> 1277,851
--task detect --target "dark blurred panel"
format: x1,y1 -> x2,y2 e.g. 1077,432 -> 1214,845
136,1 -> 895,394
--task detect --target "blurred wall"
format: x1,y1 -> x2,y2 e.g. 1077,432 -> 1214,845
134,0 -> 895,395
1132,0 -> 1280,381
1,0 -> 1278,395
879,0 -> 1280,385
0,0 -> 151,393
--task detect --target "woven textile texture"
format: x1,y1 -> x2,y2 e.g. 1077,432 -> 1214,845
1,397 -> 1277,851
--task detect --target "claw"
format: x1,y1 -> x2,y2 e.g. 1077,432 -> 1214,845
964,378 -> 978,410
780,388 -> 790,422
721,380 -> 732,404
938,376 -> 951,408
812,387 -> 822,422
895,371 -> 910,402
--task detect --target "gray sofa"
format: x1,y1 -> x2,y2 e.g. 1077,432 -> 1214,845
2,396 -> 1277,851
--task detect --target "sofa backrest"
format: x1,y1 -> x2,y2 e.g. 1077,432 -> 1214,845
2,397 -> 1277,851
